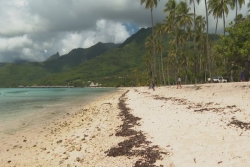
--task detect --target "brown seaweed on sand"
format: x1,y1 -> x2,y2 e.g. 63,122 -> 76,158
228,119 -> 250,130
106,91 -> 167,167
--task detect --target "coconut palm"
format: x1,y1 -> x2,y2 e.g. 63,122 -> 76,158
164,0 -> 178,19
208,0 -> 221,35
141,0 -> 160,84
154,38 -> 162,83
176,1 -> 193,83
169,28 -> 185,76
234,13 -> 245,22
189,0 -> 201,73
195,15 -> 206,72
248,1 -> 250,12
176,1 -> 193,30
189,0 -> 201,34
231,0 -> 245,19
167,49 -> 177,84
144,53 -> 153,73
204,0 -> 211,80
211,0 -> 233,70
218,0 -> 233,36
186,25 -> 193,48
155,23 -> 166,85
164,0 -> 179,78
145,36 -> 154,77
195,16 -> 206,36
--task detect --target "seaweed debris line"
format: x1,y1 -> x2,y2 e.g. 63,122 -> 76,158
106,90 -> 169,167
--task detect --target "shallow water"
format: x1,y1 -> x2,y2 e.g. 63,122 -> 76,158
0,87 -> 116,137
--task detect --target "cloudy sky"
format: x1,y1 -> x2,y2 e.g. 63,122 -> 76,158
0,0 -> 249,62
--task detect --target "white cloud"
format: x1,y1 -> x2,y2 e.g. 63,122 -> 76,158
95,19 -> 130,43
0,35 -> 32,51
0,0 -> 248,62
59,19 -> 129,55
0,0 -> 45,36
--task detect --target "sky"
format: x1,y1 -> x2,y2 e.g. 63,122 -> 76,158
0,0 -> 249,63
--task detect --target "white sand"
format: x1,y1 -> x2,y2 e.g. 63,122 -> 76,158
1,82 -> 250,167
127,82 -> 250,167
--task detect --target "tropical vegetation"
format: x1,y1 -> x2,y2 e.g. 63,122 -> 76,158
143,0 -> 250,85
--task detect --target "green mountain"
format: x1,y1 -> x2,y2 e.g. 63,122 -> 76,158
45,52 -> 60,62
44,42 -> 120,72
0,28 -> 151,87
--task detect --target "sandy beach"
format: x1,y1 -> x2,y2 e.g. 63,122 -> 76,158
1,82 -> 250,167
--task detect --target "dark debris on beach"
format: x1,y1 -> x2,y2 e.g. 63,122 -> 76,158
228,118 -> 250,130
106,91 -> 167,167
153,95 -> 241,114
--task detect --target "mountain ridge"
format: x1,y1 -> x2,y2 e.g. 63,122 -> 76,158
0,28 -> 151,87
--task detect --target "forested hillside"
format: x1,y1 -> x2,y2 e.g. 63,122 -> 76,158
0,28 -> 151,87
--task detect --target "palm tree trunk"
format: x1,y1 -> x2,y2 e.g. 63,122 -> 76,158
193,0 -> 197,84
205,0 -> 211,80
223,10 -> 226,36
160,34 -> 166,85
160,47 -> 166,85
175,29 -> 178,82
200,51 -> 202,71
215,17 -> 218,35
167,55 -> 170,85
185,62 -> 188,84
158,58 -> 162,84
151,8 -> 156,84
236,1 -> 238,19
194,59 -> 197,84
223,10 -> 226,65
204,64 -> 207,83
184,25 -> 188,84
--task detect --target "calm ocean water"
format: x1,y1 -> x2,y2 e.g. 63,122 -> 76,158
0,87 -> 116,136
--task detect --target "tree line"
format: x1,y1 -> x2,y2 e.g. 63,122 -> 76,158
140,0 -> 250,86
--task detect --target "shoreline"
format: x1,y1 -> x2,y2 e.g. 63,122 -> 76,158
1,83 -> 250,166
0,87 -> 117,134
0,89 -> 127,166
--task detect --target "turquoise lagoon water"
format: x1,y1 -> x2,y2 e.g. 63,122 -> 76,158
0,87 -> 116,136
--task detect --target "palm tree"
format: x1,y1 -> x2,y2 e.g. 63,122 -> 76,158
205,0 -> 211,80
176,1 -> 193,83
195,15 -> 206,72
164,0 -> 178,19
176,1 -> 193,30
155,23 -> 166,85
220,0 -> 233,36
141,0 -> 160,85
169,28 -> 185,77
247,1 -> 250,12
154,38 -> 162,83
231,0 -> 245,19
208,0 -> 221,35
144,36 -> 154,82
189,0 -> 201,36
234,13 -> 245,22
189,1 -> 200,82
212,0 -> 233,69
167,49 -> 177,84
164,0 -> 179,79
195,16 -> 206,39
186,25 -> 193,48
